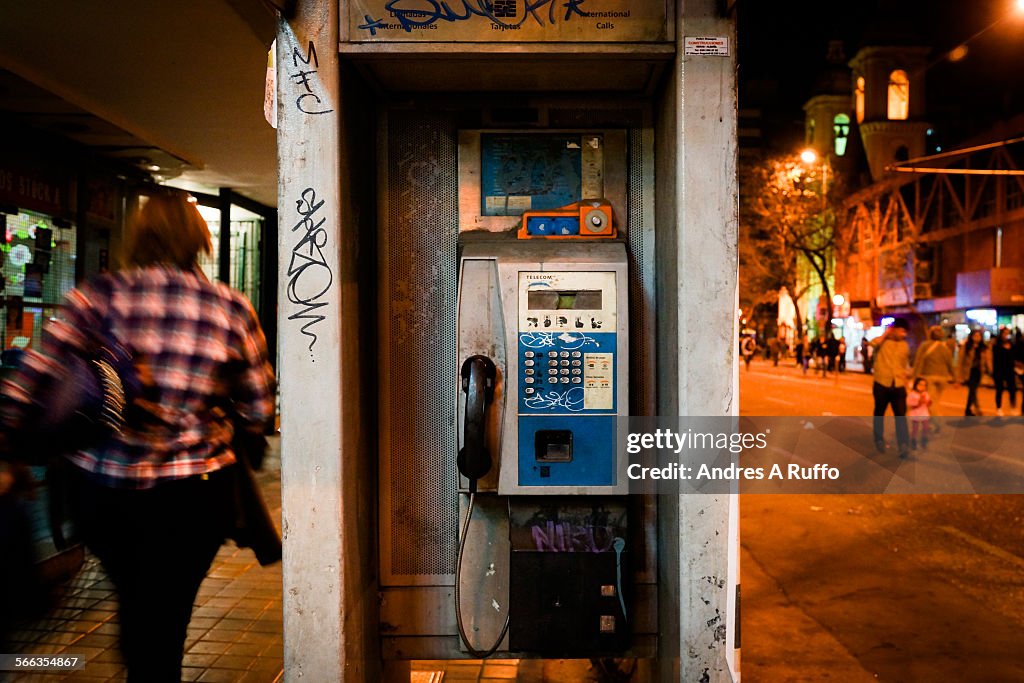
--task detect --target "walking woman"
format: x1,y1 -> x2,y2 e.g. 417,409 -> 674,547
912,325 -> 955,418
958,329 -> 991,417
0,191 -> 276,682
992,328 -> 1018,416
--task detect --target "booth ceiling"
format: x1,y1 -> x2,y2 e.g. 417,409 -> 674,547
0,0 -> 278,207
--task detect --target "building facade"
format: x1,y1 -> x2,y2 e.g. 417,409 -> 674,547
804,36 -> 1024,347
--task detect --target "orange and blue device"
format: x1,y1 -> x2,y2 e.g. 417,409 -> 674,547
518,199 -> 615,239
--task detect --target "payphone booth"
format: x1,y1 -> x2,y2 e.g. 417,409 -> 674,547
276,1 -> 739,681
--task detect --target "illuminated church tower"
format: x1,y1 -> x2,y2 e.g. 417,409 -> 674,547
849,40 -> 930,181
803,40 -> 856,172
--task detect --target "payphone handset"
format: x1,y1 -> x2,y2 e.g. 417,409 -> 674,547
457,241 -> 629,495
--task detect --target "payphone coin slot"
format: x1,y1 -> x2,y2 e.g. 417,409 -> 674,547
535,430 -> 573,463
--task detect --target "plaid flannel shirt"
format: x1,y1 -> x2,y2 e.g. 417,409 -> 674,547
0,266 -> 276,488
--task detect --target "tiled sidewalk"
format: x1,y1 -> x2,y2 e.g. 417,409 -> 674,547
1,440 -> 284,683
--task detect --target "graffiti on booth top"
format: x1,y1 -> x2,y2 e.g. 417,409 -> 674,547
289,41 -> 333,115
358,0 -> 589,35
287,187 -> 333,357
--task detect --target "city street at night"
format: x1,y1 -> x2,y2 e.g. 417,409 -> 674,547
3,0 -> 1024,680
740,358 -> 1024,681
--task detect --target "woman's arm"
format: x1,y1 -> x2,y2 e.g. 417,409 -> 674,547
230,297 -> 277,432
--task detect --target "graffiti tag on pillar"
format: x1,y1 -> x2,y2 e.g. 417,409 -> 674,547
288,188 -> 333,357
357,0 -> 589,35
289,41 -> 333,115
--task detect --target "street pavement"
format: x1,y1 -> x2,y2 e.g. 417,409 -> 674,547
740,358 -> 1024,682
6,362 -> 1024,682
1,442 -> 284,683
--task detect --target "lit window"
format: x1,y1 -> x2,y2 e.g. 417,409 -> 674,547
833,114 -> 851,156
888,70 -> 909,120
807,118 -> 816,144
855,76 -> 865,123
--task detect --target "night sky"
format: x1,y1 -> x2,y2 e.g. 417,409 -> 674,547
737,0 -> 1024,151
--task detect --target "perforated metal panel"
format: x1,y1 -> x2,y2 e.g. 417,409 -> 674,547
627,124 -> 656,417
381,110 -> 460,584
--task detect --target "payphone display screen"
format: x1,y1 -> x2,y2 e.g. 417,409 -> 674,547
527,290 -> 602,311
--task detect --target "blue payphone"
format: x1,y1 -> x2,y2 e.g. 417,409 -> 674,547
457,241 -> 629,495
455,201 -> 631,656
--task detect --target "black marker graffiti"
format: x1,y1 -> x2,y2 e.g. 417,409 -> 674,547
290,42 -> 333,115
288,188 -> 333,354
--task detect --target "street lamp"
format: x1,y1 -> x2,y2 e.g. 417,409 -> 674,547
933,1 -> 1024,67
799,148 -> 829,200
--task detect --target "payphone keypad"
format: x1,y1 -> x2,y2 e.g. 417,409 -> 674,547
518,334 -> 614,411
527,354 -> 585,381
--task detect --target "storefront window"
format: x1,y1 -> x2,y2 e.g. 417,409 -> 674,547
2,210 -> 77,352
196,211 -> 264,311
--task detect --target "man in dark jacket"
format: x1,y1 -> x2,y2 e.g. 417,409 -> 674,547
871,319 -> 911,457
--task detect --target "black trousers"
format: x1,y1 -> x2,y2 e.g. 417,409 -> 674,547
873,382 -> 909,449
70,466 -> 232,683
994,373 -> 1017,410
965,367 -> 982,415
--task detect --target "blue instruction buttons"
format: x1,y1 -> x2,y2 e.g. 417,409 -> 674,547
526,216 -> 580,236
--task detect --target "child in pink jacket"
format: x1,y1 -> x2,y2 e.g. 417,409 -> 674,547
907,378 -> 932,450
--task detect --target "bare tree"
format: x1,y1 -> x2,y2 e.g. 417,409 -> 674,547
743,154 -> 844,336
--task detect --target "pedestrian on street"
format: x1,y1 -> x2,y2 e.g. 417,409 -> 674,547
871,318 -> 911,457
861,337 -> 873,374
958,329 -> 991,417
795,337 -> 806,374
810,336 -> 826,376
825,334 -> 840,373
992,328 -> 1017,416
741,335 -> 757,372
768,337 -> 781,366
837,338 -> 847,373
1015,329 -> 1024,413
0,192 -> 277,682
912,325 -> 955,425
907,378 -> 932,450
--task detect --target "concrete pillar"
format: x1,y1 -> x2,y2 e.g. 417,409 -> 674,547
277,2 -> 377,680
657,1 -> 739,680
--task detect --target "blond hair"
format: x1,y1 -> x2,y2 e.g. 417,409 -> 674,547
124,191 -> 212,269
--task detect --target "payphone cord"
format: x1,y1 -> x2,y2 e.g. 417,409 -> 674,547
454,492 -> 511,658
613,537 -> 627,620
